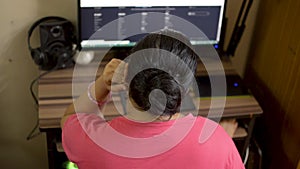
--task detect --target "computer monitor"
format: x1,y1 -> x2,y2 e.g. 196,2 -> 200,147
78,0 -> 226,50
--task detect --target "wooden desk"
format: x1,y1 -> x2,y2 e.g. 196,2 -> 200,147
38,59 -> 262,168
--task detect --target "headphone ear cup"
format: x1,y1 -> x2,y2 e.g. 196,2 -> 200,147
31,48 -> 48,67
28,16 -> 76,70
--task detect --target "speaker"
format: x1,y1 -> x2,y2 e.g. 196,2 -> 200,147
27,16 -> 76,70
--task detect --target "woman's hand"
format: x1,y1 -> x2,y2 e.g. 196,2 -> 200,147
61,58 -> 128,128
97,58 -> 128,92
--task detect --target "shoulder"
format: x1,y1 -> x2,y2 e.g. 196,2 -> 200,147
195,116 -> 231,138
193,117 -> 244,168
62,113 -> 107,136
192,116 -> 237,152
62,113 -> 107,149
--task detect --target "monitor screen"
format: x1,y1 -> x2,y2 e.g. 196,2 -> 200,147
78,0 -> 226,49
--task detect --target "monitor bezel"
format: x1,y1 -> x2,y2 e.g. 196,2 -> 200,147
77,0 -> 228,52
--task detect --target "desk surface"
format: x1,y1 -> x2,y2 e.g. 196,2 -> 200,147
38,59 -> 262,129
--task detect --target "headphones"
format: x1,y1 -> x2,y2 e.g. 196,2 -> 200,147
27,16 -> 77,70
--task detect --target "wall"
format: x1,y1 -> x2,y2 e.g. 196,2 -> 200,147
0,0 -> 76,168
245,0 -> 300,168
223,0 -> 260,76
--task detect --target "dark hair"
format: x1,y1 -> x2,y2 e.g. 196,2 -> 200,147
127,29 -> 198,117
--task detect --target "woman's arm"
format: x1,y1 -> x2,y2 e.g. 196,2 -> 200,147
60,58 -> 126,128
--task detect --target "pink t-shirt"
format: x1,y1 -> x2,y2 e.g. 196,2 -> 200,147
62,113 -> 245,169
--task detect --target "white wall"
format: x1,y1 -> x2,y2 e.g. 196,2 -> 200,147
0,0 -> 76,168
0,0 -> 258,168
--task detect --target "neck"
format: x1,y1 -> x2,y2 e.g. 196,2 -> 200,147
155,113 -> 182,121
125,111 -> 183,123
125,99 -> 183,122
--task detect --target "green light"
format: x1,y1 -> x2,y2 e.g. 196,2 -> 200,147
63,161 -> 78,169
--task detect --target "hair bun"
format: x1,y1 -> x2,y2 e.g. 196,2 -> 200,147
129,68 -> 181,116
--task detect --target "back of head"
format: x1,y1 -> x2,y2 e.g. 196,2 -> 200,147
127,29 -> 198,117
